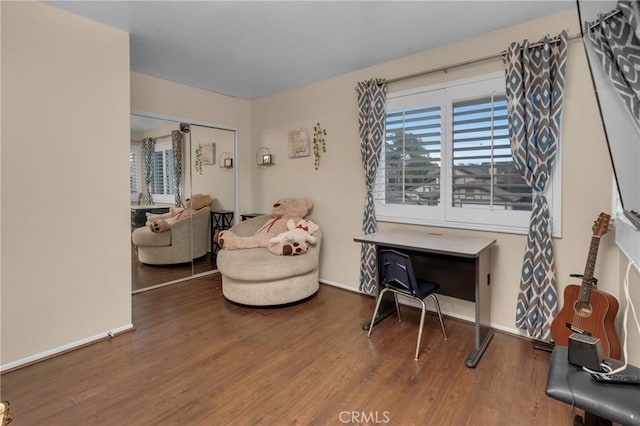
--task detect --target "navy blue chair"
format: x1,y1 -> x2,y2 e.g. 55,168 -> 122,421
367,249 -> 447,360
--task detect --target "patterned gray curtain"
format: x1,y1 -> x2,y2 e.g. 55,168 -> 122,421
587,1 -> 640,129
172,130 -> 183,207
141,137 -> 155,205
505,31 -> 568,340
356,79 -> 387,295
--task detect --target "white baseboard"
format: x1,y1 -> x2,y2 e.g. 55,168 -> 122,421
319,278 -> 366,294
0,323 -> 134,373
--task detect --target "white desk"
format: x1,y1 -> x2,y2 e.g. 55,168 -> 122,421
354,229 -> 496,367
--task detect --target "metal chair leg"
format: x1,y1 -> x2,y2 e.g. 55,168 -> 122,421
368,288 -> 389,338
393,292 -> 402,322
430,294 -> 447,341
415,299 -> 427,360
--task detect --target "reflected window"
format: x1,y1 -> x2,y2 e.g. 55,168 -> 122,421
151,137 -> 177,203
130,143 -> 141,201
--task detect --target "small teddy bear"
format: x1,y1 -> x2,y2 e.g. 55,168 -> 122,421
268,219 -> 319,248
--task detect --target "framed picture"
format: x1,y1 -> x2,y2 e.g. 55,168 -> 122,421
202,143 -> 215,165
289,128 -> 310,158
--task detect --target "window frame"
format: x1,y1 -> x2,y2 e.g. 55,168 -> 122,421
376,72 -> 562,237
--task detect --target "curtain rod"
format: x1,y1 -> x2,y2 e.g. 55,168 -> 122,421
386,32 -> 581,85
138,133 -> 173,142
588,9 -> 622,30
156,133 -> 173,139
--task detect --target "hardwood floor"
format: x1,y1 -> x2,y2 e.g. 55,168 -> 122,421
1,275 -> 569,425
131,241 -> 217,292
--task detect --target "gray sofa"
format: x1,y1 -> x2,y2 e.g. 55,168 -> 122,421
216,215 -> 321,306
132,206 -> 210,265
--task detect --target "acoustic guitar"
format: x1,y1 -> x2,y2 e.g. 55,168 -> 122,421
550,212 -> 621,359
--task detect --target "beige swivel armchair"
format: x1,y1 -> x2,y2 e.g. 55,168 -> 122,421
217,215 -> 321,306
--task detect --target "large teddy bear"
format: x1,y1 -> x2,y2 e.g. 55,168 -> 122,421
216,197 -> 313,255
145,193 -> 213,233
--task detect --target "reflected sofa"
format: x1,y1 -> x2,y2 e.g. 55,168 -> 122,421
132,206 -> 210,265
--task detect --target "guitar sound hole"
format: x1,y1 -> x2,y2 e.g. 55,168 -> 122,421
573,301 -> 592,317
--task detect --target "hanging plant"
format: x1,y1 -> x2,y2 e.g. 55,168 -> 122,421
312,122 -> 327,170
195,143 -> 203,175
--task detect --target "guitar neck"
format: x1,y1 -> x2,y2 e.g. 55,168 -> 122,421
579,235 -> 600,302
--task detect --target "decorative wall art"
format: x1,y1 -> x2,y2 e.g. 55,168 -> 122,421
195,144 -> 204,174
219,152 -> 233,169
289,128 -> 311,158
195,143 -> 215,174
202,143 -> 215,165
312,122 -> 327,170
256,147 -> 274,166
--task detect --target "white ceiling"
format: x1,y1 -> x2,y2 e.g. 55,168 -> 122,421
48,1 -> 575,100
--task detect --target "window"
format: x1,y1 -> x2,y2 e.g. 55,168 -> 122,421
451,95 -> 531,210
376,73 -> 561,235
150,137 -> 177,204
130,143 -> 141,201
382,104 -> 442,207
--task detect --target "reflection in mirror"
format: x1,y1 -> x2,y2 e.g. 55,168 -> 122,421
579,0 -> 640,223
189,124 -> 236,275
130,114 -> 237,293
130,114 -> 196,291
578,0 -> 640,266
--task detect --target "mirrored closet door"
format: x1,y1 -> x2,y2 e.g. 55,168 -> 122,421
130,113 -> 236,293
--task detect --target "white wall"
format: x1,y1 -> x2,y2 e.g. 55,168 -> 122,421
0,0 -> 4,370
1,2 -> 131,368
249,9 -> 639,364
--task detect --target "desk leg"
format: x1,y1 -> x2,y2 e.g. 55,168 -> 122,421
465,250 -> 493,368
465,328 -> 494,368
361,292 -> 396,330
